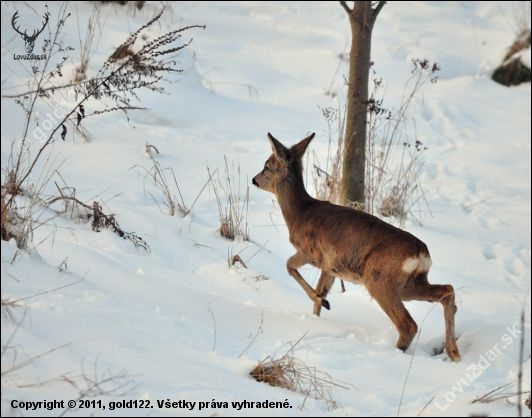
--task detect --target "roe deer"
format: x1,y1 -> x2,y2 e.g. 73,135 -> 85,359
252,132 -> 461,361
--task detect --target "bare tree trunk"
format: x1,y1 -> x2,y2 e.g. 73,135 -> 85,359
340,1 -> 385,207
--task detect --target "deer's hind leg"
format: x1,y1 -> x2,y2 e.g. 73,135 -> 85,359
402,273 -> 461,362
313,271 -> 335,316
366,281 -> 418,352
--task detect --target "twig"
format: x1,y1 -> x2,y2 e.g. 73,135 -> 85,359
238,311 -> 264,358
517,309 -> 525,417
473,381 -> 529,404
59,362 -> 137,417
2,342 -> 72,377
145,143 -> 159,155
416,395 -> 435,416
397,305 -> 436,416
9,279 -> 84,304
462,196 -> 493,210
47,195 -> 92,210
208,303 -> 216,352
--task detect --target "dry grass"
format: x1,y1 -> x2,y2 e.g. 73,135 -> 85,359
1,194 -> 9,242
365,59 -> 438,227
310,106 -> 345,204
1,298 -> 22,324
314,59 -> 437,227
472,381 -> 530,405
1,6 -> 204,250
133,143 -> 211,217
1,284 -> 136,415
502,28 -> 530,63
1,154 -> 61,249
503,1 -> 531,64
472,311 -> 529,418
47,193 -> 149,251
250,357 -> 295,390
209,157 -> 249,241
250,334 -> 351,410
134,145 -> 187,216
73,8 -> 101,83
228,252 -> 248,269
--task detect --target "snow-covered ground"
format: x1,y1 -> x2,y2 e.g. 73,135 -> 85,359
1,1 -> 530,416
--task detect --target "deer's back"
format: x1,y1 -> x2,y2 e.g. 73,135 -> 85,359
288,200 -> 430,284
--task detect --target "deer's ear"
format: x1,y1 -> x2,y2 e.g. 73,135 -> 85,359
291,132 -> 315,160
268,133 -> 290,161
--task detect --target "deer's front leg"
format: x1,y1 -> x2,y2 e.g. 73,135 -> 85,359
313,271 -> 335,316
287,252 -> 330,310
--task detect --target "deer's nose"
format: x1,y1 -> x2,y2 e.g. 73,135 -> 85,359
252,177 -> 258,186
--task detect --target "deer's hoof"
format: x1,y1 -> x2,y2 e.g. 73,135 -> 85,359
447,347 -> 461,362
321,298 -> 330,310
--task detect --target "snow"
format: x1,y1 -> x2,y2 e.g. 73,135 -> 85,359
1,1 -> 530,417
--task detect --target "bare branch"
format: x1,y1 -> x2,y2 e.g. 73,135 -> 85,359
339,1 -> 352,15
373,1 -> 386,18
47,195 -> 149,251
47,195 -> 92,210
1,76 -> 113,99
5,11 -> 205,212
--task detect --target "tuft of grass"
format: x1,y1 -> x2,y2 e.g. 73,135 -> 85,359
365,58 -> 439,227
209,157 -> 249,241
250,334 -> 351,410
133,143 -> 212,218
47,194 -> 150,251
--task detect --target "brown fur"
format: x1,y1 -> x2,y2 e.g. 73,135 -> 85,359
252,133 -> 461,361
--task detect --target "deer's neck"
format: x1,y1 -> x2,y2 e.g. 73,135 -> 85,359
275,171 -> 314,227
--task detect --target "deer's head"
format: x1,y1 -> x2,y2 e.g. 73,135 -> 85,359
12,11 -> 49,54
252,132 -> 315,194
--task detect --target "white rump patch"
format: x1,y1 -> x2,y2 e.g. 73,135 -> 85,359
402,255 -> 432,274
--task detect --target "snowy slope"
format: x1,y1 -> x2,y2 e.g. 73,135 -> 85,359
1,1 -> 530,417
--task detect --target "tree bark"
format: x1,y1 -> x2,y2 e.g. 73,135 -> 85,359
340,1 -> 384,207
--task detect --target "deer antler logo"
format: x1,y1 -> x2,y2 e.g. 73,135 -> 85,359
11,11 -> 49,54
